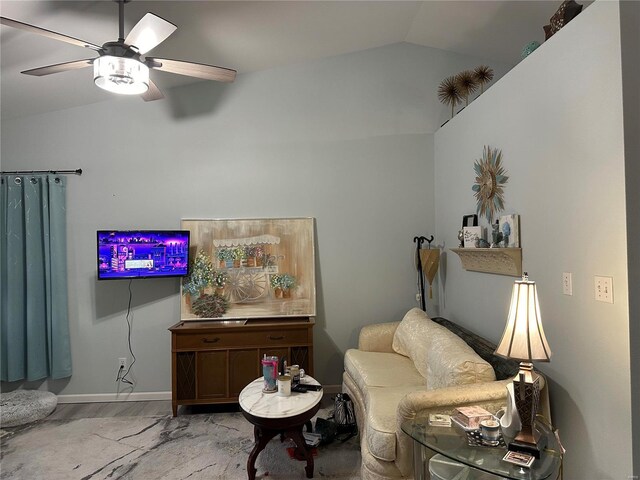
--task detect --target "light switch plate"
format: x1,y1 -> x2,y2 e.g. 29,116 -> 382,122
594,276 -> 613,303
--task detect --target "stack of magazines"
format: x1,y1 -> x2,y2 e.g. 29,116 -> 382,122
303,432 -> 322,447
428,414 -> 452,427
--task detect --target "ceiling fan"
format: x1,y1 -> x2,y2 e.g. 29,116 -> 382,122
0,0 -> 236,101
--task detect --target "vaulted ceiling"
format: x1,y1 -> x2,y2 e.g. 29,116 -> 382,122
0,1 -> 590,119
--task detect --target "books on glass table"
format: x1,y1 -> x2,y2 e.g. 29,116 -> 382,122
452,406 -> 493,430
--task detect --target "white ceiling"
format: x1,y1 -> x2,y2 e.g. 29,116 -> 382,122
0,1 -> 589,120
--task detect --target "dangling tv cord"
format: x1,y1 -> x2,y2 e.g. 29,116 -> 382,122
116,279 -> 137,386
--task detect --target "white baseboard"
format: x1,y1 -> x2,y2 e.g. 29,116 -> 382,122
57,385 -> 342,403
57,391 -> 171,404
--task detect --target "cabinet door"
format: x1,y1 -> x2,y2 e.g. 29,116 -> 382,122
197,351 -> 228,399
290,347 -> 311,374
229,349 -> 260,397
259,347 -> 288,365
176,352 -> 196,401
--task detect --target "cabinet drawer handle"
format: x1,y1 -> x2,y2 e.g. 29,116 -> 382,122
201,337 -> 220,344
269,335 -> 285,341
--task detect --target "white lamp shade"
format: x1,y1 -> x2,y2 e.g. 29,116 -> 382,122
93,56 -> 149,95
495,277 -> 552,362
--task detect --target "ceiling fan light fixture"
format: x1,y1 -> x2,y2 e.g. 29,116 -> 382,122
93,56 -> 149,95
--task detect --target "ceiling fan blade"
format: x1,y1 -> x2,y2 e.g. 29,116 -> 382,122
125,13 -> 176,55
140,79 -> 164,102
0,16 -> 101,51
22,59 -> 94,77
147,57 -> 236,83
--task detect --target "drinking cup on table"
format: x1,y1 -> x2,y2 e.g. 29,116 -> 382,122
480,419 -> 500,446
261,356 -> 279,393
290,365 -> 300,385
277,375 -> 291,397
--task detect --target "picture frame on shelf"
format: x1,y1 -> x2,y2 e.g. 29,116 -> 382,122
462,226 -> 484,249
462,214 -> 479,228
499,214 -> 520,248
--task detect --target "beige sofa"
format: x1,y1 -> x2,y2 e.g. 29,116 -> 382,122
342,308 -> 550,479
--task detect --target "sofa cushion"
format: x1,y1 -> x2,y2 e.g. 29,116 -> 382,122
344,349 -> 425,395
431,317 -> 519,380
392,308 -> 495,389
364,385 -> 428,462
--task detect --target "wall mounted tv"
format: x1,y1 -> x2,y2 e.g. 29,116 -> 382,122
97,230 -> 190,280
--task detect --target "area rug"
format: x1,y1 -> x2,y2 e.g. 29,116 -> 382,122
0,408 -> 361,479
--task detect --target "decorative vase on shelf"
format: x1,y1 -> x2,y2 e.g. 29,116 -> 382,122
274,287 -> 283,299
282,288 -> 291,299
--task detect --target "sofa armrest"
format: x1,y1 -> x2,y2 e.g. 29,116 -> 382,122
358,321 -> 400,352
395,380 -> 511,477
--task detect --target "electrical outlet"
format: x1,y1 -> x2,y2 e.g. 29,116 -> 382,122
562,272 -> 572,296
118,357 -> 127,370
594,276 -> 613,303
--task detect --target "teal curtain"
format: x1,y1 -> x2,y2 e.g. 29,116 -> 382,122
0,174 -> 72,381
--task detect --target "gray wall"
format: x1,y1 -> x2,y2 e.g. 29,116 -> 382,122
1,42 -> 507,396
620,1 -> 640,475
434,2 -> 632,477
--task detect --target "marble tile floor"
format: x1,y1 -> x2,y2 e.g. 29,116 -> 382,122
47,396 -> 335,421
0,396 -> 361,480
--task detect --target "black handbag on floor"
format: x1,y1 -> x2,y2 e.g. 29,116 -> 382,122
332,393 -> 358,441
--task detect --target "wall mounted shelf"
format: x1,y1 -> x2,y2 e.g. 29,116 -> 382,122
451,248 -> 522,277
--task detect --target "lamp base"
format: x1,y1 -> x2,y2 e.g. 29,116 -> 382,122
509,363 -> 544,459
508,434 -> 543,459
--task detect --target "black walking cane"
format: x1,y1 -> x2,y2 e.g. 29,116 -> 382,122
413,235 -> 430,311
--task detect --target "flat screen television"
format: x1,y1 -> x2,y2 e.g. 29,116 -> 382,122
97,230 -> 190,280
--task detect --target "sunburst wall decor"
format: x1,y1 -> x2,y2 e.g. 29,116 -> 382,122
472,146 -> 508,223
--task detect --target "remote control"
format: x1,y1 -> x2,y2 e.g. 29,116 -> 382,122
292,384 -> 323,392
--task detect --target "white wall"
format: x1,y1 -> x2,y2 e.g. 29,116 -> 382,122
434,2 -> 632,478
1,42 -> 508,396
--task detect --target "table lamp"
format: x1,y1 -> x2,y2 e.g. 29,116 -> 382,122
494,273 -> 552,458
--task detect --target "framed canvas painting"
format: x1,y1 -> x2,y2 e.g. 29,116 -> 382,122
180,218 -> 316,320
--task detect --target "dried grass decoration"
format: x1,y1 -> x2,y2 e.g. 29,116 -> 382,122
472,145 -> 508,223
455,70 -> 479,106
473,65 -> 494,94
438,76 -> 463,119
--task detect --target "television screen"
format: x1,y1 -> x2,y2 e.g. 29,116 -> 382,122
97,230 -> 190,280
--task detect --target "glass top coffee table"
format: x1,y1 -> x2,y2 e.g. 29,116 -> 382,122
401,419 -> 562,480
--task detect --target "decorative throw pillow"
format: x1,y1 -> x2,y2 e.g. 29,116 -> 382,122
544,0 -> 583,40
392,308 -> 495,389
392,308 -> 437,357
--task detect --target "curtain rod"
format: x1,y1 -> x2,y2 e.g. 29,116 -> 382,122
0,169 -> 82,176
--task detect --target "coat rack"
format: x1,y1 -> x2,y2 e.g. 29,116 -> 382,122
414,235 -> 441,311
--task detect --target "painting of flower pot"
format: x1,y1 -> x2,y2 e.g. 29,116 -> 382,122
181,217 -> 316,320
